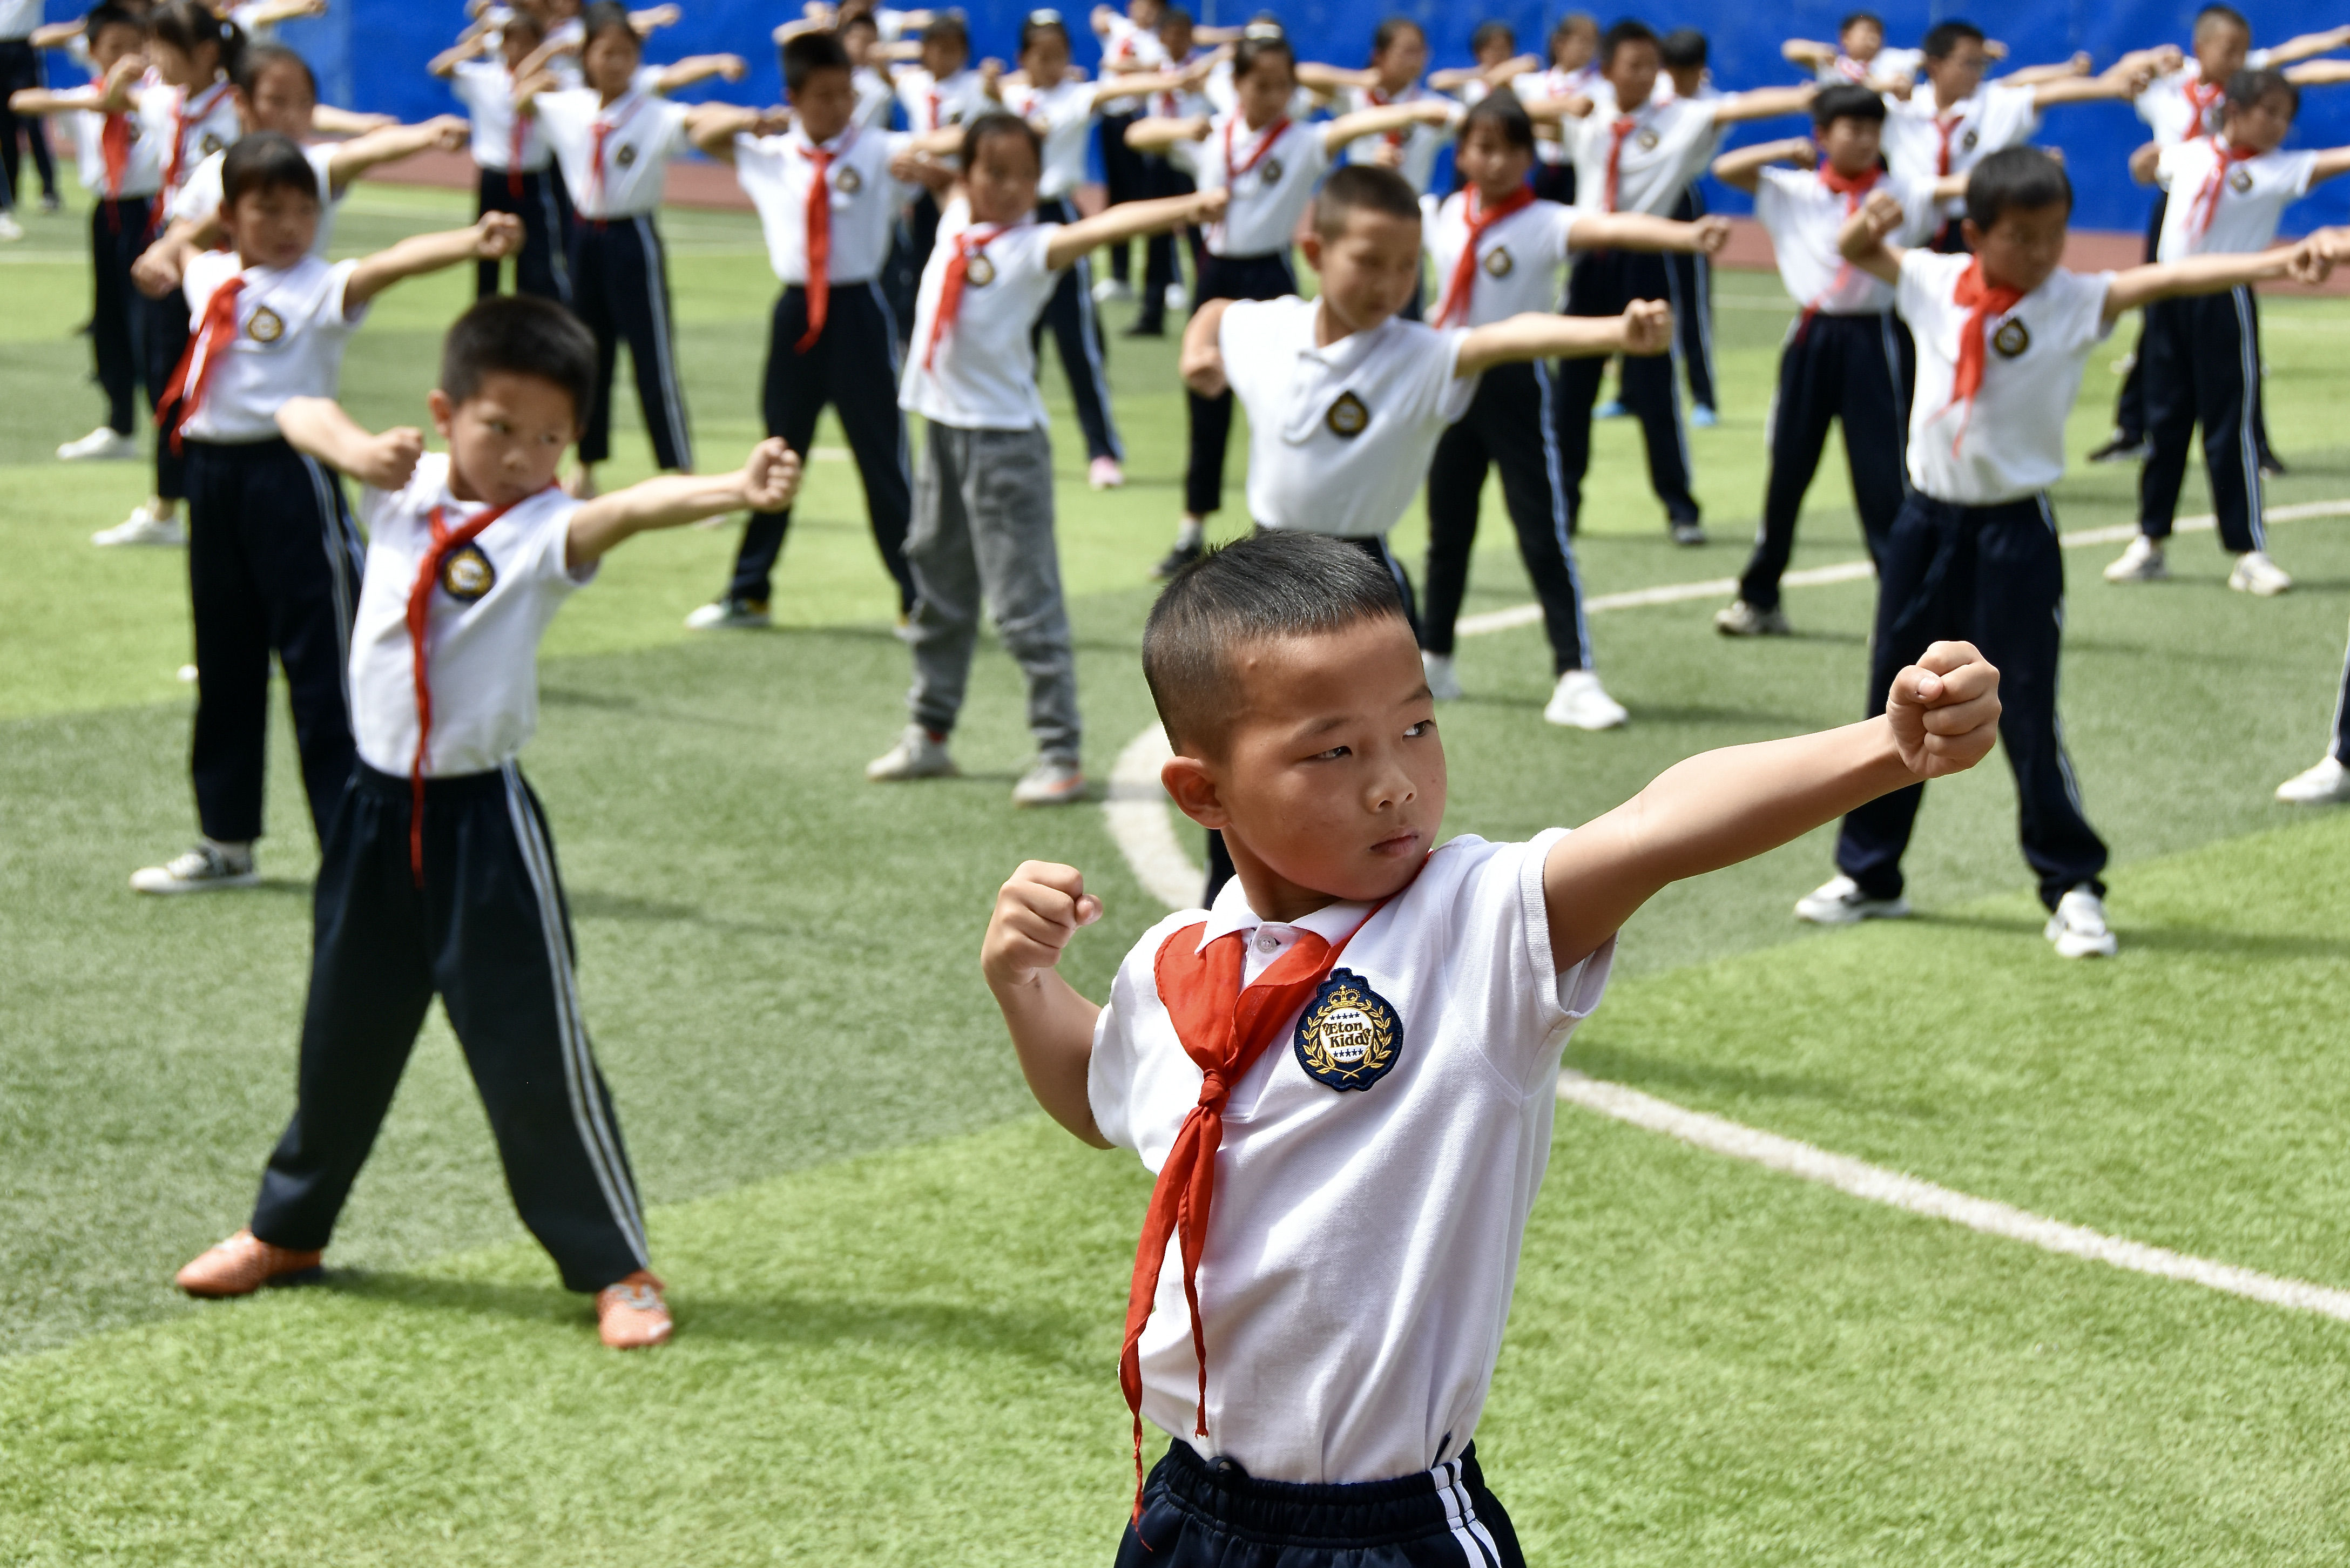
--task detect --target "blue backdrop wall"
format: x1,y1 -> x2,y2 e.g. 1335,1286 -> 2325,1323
47,0 -> 2350,235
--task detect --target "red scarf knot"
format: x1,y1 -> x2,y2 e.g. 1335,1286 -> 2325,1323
1936,257 -> 2027,456
921,222 -> 1011,370
1602,114 -> 1638,212
156,272 -> 245,452
2185,134 -> 2257,240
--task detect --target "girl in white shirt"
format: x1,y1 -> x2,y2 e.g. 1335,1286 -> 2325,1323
432,8 -> 572,303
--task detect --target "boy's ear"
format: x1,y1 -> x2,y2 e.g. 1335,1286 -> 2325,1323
426,388 -> 457,442
1160,753 -> 1231,830
1300,231 -> 1324,271
1959,217 -> 1984,252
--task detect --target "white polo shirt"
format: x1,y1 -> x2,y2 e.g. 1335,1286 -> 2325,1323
1885,82 -> 2040,216
1167,111 -> 1330,258
897,211 -> 1062,430
895,65 -> 988,135
1753,166 -> 1940,314
1420,192 -> 1584,323
172,143 -> 346,256
1515,65 -> 1598,166
1338,83 -> 1454,194
140,78 -> 241,206
1896,249 -> 2113,504
1818,46 -> 1922,87
733,124 -> 911,284
348,454 -> 595,780
66,92 -> 166,198
1561,94 -> 1717,215
1088,833 -> 1613,1484
534,86 -> 690,220
1097,15 -> 1167,116
1220,295 -> 1478,537
2155,137 -> 2317,259
2136,55 -> 2268,146
853,65 -> 896,131
177,250 -> 366,444
451,59 -> 551,172
1003,77 -> 1099,201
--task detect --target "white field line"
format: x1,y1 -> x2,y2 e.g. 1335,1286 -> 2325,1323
1106,723 -> 1199,910
1557,1071 -> 2350,1323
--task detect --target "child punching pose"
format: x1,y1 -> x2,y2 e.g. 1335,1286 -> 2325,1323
1797,146 -> 2333,954
173,295 -> 801,1348
431,7 -> 572,302
1420,94 -> 1725,726
523,2 -> 747,495
2100,67 -> 2350,597
866,112 -> 1222,807
1710,84 -> 1962,636
127,136 -> 526,893
1124,33 -> 1461,578
981,530 -> 2004,1565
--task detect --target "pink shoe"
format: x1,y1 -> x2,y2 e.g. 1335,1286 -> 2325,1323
1088,456 -> 1125,491
174,1229 -> 323,1297
596,1269 -> 674,1349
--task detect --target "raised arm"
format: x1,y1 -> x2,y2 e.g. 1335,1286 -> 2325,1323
2000,51 -> 2091,88
1781,37 -> 1838,70
1456,300 -> 1671,377
1124,112 -> 1210,152
1567,210 -> 1731,254
686,102 -> 775,160
1835,186 -> 1908,285
323,116 -> 470,192
1179,296 -> 1233,395
29,20 -> 80,49
2286,59 -> 2350,87
276,397 -> 427,490
981,861 -> 1110,1147
428,31 -> 494,78
1045,186 -> 1226,271
1296,60 -> 1376,93
1711,84 -> 1819,126
2312,144 -> 2350,184
1079,65 -> 1204,115
651,53 -> 750,94
2103,235 -> 2322,322
344,213 -> 522,310
565,438 -> 801,566
1543,642 -> 2001,969
2265,23 -> 2350,67
1711,134 -> 1813,192
9,84 -> 102,116
2032,55 -> 2159,110
2128,139 -> 2163,185
1321,97 -> 1460,157
631,4 -> 683,33
313,105 -> 403,137
239,0 -> 328,28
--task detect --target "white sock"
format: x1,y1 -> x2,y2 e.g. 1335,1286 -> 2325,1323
1175,518 -> 1205,550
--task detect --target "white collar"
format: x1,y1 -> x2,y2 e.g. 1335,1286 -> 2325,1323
1196,875 -> 1373,952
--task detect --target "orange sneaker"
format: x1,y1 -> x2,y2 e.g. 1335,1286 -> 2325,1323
174,1229 -> 324,1297
595,1270 -> 673,1349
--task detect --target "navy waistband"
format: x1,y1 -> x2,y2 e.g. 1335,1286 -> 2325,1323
183,435 -> 296,456
1146,1440 -> 1495,1547
1909,491 -> 2050,522
356,761 -> 515,801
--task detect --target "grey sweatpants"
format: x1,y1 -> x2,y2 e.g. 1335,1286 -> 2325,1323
904,421 -> 1082,762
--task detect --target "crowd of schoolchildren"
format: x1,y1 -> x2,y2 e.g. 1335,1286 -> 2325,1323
12,0 -> 2350,1559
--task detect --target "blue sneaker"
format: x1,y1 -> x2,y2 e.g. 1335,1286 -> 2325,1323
1593,398 -> 1629,420
1690,404 -> 1719,428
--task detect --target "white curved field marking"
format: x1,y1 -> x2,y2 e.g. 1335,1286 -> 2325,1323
1106,723 -> 1200,911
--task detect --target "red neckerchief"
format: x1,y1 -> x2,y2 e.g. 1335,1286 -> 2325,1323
925,85 -> 941,131
921,221 -> 1014,369
156,78 -> 231,236
2180,74 -> 2225,142
1223,112 -> 1291,185
1366,83 -> 1411,149
1433,184 -> 1535,326
101,107 -> 132,203
588,90 -> 648,215
2185,133 -> 2259,239
796,128 -> 854,351
1934,109 -> 1962,177
507,69 -> 529,198
1937,257 -> 2026,455
155,271 -> 245,451
1796,162 -> 1884,336
403,489 -> 552,882
1602,113 -> 1638,212
1120,900 -> 1387,1519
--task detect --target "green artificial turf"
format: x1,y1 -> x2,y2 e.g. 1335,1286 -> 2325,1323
5,175 -> 2350,1562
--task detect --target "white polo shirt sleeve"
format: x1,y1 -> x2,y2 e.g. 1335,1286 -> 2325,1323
1975,80 -> 2041,155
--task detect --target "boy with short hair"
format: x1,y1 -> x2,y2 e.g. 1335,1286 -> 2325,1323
173,294 -> 801,1349
980,529 -> 2005,1565
1783,11 -> 1926,95
1798,145 -> 2337,954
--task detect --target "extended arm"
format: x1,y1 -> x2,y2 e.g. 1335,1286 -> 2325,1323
1456,300 -> 1671,377
1124,112 -> 1210,151
2266,24 -> 2350,67
2032,55 -> 2160,110
8,85 -> 100,116
1180,296 -> 1233,395
323,116 -> 470,192
1836,187 -> 1908,285
2104,238 -> 2321,321
1781,38 -> 1837,69
2285,59 -> 2350,87
1078,66 -> 1203,114
2312,145 -> 2350,184
565,438 -> 801,566
1320,98 -> 1459,157
1567,210 -> 1730,254
2129,140 -> 2163,185
276,398 -> 427,490
1710,135 -> 1813,192
1296,60 -> 1376,93
428,31 -> 494,78
686,102 -> 780,159
1711,84 -> 1819,126
981,862 -> 1110,1147
651,53 -> 749,94
344,213 -> 522,309
312,105 -> 402,136
239,0 -> 328,27
1044,186 -> 1225,270
2001,51 -> 2091,87
1543,643 -> 2001,968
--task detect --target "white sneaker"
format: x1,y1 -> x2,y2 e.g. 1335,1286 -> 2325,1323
1421,650 -> 1462,701
2275,755 -> 2350,805
2043,887 -> 2117,958
1793,874 -> 1910,925
57,426 -> 140,462
1544,670 -> 1628,730
92,507 -> 186,547
865,724 -> 957,781
1088,456 -> 1125,491
1011,755 -> 1086,807
1091,276 -> 1133,305
130,841 -> 258,895
0,213 -> 22,242
1164,282 -> 1188,312
1714,599 -> 1791,637
2229,550 -> 2292,597
683,597 -> 772,630
2102,534 -> 2167,583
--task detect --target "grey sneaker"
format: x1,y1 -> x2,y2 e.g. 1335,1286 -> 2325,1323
1011,756 -> 1086,807
1714,599 -> 1791,637
130,841 -> 258,895
1670,521 -> 1709,547
865,725 -> 957,782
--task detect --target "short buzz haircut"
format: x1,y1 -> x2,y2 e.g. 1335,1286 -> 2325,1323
1600,18 -> 1658,67
440,294 -> 598,425
1461,90 -> 1535,152
220,131 -> 319,208
1812,82 -> 1887,127
2227,65 -> 2298,118
2196,4 -> 2251,38
1470,19 -> 1515,55
960,109 -> 1040,172
1312,162 -> 1419,238
1143,532 -> 1408,757
1964,143 -> 2071,231
782,29 -> 852,93
1839,11 -> 1885,35
1659,26 -> 1706,70
85,2 -> 146,46
1921,19 -> 1984,60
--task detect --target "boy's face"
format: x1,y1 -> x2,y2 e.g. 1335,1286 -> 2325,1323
1302,207 -> 1422,335
222,185 -> 320,269
1374,26 -> 1426,88
1475,33 -> 1514,68
238,60 -> 315,138
582,29 -> 641,97
429,373 -> 581,506
1022,29 -> 1071,84
1603,40 -> 1659,111
920,34 -> 967,78
791,63 -> 857,141
1840,19 -> 1883,62
1817,113 -> 1883,173
1554,25 -> 1595,71
1235,56 -> 1295,125
1130,0 -> 1163,26
1159,15 -> 1192,59
1965,200 -> 2069,294
2225,86 -> 2294,152
1171,616 -> 1444,908
1924,38 -> 1988,104
2195,18 -> 2251,82
91,23 -> 145,73
1455,120 -> 1532,195
501,27 -> 543,71
964,129 -> 1041,224
842,19 -> 879,67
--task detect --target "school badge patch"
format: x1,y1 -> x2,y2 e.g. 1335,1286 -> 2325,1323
200,132 -> 222,155
1325,390 -> 1370,438
836,164 -> 863,193
1259,157 -> 1284,185
439,542 -> 497,602
965,252 -> 996,286
1293,969 -> 1402,1092
2230,166 -> 2255,193
1483,245 -> 1514,278
1961,129 -> 1979,152
1636,128 -> 1659,151
246,306 -> 285,344
1991,317 -> 2030,359
615,143 -> 638,168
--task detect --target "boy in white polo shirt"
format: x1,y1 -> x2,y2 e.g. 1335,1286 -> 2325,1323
173,294 -> 800,1349
1798,145 -> 2333,954
980,529 -> 2005,1565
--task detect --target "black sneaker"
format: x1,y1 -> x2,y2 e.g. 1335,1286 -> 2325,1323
1670,521 -> 1708,547
1124,320 -> 1166,339
1152,540 -> 1205,579
2260,451 -> 2289,477
2087,433 -> 2148,464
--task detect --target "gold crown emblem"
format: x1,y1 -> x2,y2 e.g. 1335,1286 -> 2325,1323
1294,972 -> 1400,1090
1483,245 -> 1514,277
1991,317 -> 2030,359
439,542 -> 498,602
1325,390 -> 1370,437
246,305 -> 285,344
